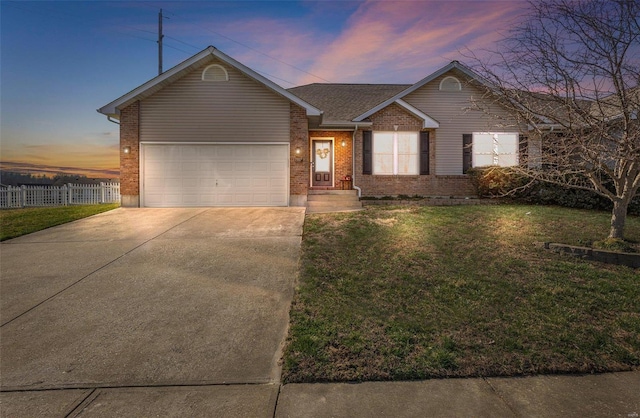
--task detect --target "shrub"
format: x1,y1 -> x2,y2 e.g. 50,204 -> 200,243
469,167 -> 640,215
467,166 -> 528,197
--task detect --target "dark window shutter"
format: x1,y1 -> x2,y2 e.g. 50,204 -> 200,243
363,131 -> 372,175
420,131 -> 430,175
519,135 -> 528,166
462,134 -> 472,174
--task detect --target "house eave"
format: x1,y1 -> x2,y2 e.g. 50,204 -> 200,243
317,120 -> 373,129
395,99 -> 440,128
354,61 -> 487,122
528,123 -> 566,131
98,46 -> 322,118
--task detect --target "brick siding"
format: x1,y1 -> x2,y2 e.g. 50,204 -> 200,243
290,104 -> 309,197
120,102 -> 140,202
352,103 -> 475,197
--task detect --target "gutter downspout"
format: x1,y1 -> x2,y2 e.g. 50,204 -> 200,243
352,124 -> 362,197
107,116 -> 120,125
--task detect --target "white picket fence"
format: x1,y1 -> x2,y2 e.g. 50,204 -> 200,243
0,183 -> 120,209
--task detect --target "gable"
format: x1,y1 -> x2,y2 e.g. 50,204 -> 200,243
98,46 -> 321,119
403,69 -> 519,176
140,58 -> 291,143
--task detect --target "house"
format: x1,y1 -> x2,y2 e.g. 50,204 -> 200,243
98,46 -> 520,208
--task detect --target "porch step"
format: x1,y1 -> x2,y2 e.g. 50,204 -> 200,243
306,190 -> 363,213
307,194 -> 360,202
308,189 -> 357,195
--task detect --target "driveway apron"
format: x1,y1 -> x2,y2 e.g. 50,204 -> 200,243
0,208 -> 304,397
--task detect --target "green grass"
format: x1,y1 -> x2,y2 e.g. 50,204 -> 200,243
282,204 -> 640,383
0,204 -> 120,241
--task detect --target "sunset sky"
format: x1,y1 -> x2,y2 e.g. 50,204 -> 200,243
1,0 -> 526,179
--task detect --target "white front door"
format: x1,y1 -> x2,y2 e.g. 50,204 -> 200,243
311,139 -> 333,187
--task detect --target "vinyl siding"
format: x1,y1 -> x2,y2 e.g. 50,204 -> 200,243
140,59 -> 290,142
404,70 -> 517,175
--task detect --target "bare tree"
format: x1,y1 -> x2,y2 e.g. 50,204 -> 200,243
469,0 -> 640,240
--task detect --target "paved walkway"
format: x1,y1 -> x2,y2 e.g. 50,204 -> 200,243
1,208 -> 638,417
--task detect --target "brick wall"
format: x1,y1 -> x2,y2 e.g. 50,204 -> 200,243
353,103 -> 475,197
120,102 -> 140,206
290,104 -> 309,201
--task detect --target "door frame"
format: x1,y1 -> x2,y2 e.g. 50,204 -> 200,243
309,137 -> 335,188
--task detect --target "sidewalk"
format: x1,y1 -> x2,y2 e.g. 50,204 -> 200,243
276,371 -> 640,417
2,371 -> 638,417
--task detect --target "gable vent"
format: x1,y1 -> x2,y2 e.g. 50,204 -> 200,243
439,76 -> 461,91
202,64 -> 229,82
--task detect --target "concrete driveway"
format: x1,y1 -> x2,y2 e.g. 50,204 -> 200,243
0,207 -> 305,417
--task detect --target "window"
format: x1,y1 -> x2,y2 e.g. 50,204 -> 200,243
439,76 -> 461,91
373,132 -> 419,175
469,132 -> 519,168
202,64 -> 229,82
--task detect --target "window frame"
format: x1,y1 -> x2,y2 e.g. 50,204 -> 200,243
372,131 -> 420,175
471,132 -> 519,168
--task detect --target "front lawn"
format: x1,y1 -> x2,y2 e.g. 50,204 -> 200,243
283,205 -> 640,383
0,204 -> 120,241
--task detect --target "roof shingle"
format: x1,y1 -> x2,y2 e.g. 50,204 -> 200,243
288,83 -> 410,123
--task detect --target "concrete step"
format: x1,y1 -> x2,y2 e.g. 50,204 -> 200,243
307,200 -> 363,209
306,207 -> 364,214
308,189 -> 358,195
307,194 -> 360,202
306,189 -> 362,213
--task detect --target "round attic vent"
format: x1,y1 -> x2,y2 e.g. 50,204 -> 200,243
439,76 -> 462,91
202,64 -> 229,82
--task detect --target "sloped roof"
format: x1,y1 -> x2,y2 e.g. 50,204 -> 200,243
353,61 -> 485,122
288,83 -> 410,124
98,46 -> 321,118
592,86 -> 640,121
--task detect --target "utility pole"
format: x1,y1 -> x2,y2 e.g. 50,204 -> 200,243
158,9 -> 164,75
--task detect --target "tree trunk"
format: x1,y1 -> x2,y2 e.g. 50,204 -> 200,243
609,199 -> 629,240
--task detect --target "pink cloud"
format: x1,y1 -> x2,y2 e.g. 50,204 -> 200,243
220,16 -> 331,85
295,0 -> 527,85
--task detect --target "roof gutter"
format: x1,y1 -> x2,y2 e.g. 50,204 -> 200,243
318,121 -> 372,129
352,124 -> 362,198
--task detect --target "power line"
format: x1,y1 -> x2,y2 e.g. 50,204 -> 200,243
155,6 -> 331,83
6,0 -> 327,85
164,35 -> 201,52
5,1 -> 158,44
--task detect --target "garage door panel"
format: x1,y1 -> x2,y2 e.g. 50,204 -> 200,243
252,178 -> 269,188
216,147 -> 234,158
235,178 -> 252,188
199,178 -> 216,188
142,144 -> 288,207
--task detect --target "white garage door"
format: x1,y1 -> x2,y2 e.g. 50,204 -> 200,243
141,143 -> 289,207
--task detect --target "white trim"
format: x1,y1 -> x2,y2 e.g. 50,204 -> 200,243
98,46 -> 322,118
395,100 -> 440,128
354,61 -> 487,122
318,120 -> 373,128
309,128 -> 357,132
310,137 -> 335,188
201,64 -> 229,81
471,132 -> 519,168
372,131 -> 420,176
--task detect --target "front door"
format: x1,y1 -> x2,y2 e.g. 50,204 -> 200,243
312,139 -> 333,187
